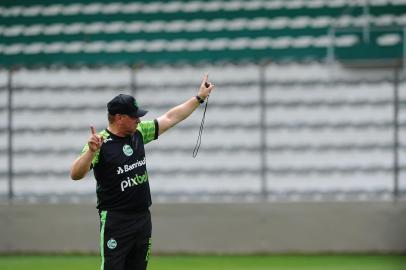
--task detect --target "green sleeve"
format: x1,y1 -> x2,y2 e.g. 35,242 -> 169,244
137,120 -> 159,144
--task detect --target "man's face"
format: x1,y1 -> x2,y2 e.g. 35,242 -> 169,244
117,114 -> 140,135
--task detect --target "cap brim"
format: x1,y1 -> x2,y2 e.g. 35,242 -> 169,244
129,108 -> 148,118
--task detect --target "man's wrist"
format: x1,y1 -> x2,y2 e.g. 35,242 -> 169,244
86,146 -> 98,154
195,95 -> 204,104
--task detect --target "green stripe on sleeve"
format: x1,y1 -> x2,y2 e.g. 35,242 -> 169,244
137,120 -> 158,144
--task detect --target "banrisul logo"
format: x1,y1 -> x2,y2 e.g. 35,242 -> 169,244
122,144 -> 133,156
107,238 -> 117,249
116,157 -> 146,175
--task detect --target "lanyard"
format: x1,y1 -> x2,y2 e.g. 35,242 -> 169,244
192,94 -> 210,158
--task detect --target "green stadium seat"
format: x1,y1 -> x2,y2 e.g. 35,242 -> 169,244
0,1 -> 405,66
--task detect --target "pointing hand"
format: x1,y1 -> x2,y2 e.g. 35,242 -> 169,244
198,74 -> 215,100
88,126 -> 103,152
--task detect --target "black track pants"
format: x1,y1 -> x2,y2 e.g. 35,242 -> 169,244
99,209 -> 152,270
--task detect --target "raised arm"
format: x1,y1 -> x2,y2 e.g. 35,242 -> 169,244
70,126 -> 103,180
157,74 -> 215,136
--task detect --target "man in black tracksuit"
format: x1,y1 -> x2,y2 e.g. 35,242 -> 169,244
70,75 -> 214,270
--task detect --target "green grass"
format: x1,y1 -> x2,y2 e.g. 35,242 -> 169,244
0,254 -> 405,270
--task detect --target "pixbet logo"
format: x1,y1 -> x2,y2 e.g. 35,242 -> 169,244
120,172 -> 149,191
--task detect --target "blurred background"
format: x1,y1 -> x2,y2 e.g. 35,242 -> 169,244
1,0 -> 406,268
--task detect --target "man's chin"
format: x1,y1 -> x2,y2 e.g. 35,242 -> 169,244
130,127 -> 138,134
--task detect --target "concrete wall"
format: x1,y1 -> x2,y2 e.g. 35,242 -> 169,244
1,202 -> 406,254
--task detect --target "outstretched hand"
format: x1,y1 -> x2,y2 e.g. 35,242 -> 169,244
88,126 -> 103,152
198,74 -> 215,100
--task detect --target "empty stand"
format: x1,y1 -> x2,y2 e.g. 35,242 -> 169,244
1,0 -> 406,66
0,63 -> 405,202
1,0 -> 405,202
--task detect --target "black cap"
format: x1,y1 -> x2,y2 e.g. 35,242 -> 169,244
107,94 -> 148,117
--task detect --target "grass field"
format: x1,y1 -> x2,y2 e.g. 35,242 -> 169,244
1,254 -> 406,270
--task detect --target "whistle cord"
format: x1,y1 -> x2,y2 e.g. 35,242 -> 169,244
192,95 -> 210,158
